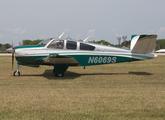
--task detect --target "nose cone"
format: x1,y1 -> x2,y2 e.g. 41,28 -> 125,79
6,47 -> 15,53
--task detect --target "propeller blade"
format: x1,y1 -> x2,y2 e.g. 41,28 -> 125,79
6,45 -> 15,69
6,47 -> 15,69
12,53 -> 14,70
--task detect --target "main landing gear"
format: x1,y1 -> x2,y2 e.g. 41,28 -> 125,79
53,64 -> 68,77
53,68 -> 64,77
13,65 -> 20,76
12,64 -> 68,77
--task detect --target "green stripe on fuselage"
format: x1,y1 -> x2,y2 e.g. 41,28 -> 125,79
16,56 -> 47,65
15,54 -> 138,66
15,51 -> 153,66
15,45 -> 44,49
65,55 -> 138,66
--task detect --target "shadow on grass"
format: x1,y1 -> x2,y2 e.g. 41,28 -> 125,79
43,70 -> 153,80
19,70 -> 153,80
19,70 -> 80,80
128,72 -> 153,75
43,70 -> 80,80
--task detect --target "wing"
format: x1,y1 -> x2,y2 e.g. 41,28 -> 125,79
37,53 -> 81,66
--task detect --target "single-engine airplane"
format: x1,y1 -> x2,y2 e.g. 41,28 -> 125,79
7,33 -> 157,77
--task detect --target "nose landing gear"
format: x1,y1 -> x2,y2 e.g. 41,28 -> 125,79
13,70 -> 20,76
13,65 -> 20,76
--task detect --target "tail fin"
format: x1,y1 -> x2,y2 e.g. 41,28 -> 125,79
131,35 -> 157,54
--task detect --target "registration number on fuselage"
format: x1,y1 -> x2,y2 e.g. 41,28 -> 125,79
88,57 -> 117,64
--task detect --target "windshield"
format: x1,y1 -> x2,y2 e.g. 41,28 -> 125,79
38,38 -> 53,47
48,40 -> 64,49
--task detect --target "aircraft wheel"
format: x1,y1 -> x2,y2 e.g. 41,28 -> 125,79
13,71 -> 20,76
55,73 -> 64,77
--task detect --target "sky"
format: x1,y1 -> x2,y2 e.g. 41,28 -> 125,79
0,0 -> 165,45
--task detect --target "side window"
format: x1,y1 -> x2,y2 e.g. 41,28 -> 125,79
66,41 -> 77,50
80,43 -> 95,51
48,40 -> 64,49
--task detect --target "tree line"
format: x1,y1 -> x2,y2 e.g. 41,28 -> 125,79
88,39 -> 165,50
1,39 -> 165,52
22,39 -> 43,45
0,43 -> 12,53
0,39 -> 42,52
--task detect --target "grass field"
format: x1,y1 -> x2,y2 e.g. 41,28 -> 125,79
0,56 -> 165,120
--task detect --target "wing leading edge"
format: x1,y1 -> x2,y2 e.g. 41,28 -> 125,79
40,53 -> 80,66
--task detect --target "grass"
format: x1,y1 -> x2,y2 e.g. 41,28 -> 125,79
0,56 -> 165,120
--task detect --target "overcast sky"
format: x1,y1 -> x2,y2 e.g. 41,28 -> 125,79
0,0 -> 165,45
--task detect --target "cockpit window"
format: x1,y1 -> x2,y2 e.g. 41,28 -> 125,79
48,40 -> 64,49
38,38 -> 53,47
80,43 -> 95,51
66,41 -> 77,50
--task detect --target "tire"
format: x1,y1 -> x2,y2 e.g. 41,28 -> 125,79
55,73 -> 64,77
13,71 -> 20,76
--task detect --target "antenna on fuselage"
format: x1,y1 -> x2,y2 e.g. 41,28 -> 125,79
83,36 -> 90,42
58,32 -> 65,39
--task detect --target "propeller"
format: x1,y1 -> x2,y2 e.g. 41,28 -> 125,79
12,50 -> 14,69
6,46 -> 15,69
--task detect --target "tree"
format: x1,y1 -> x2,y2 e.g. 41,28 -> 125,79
0,43 -> 3,47
121,40 -> 131,48
156,39 -> 165,50
22,39 -> 43,45
30,39 -> 43,45
22,40 -> 32,45
3,43 -> 12,49
89,40 -> 114,46
79,39 -> 83,42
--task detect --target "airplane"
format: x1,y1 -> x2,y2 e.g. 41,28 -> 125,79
7,33 -> 157,77
155,49 -> 165,53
